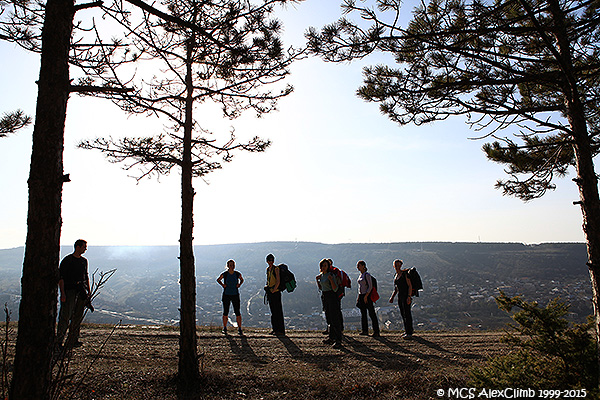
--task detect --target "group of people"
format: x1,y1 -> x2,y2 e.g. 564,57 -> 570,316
56,242 -> 415,351
314,258 -> 414,348
216,253 -> 416,349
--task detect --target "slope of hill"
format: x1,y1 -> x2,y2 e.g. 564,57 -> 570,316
0,242 -> 592,330
10,324 -> 508,400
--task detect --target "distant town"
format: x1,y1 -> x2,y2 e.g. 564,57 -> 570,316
93,270 -> 590,332
0,242 -> 593,331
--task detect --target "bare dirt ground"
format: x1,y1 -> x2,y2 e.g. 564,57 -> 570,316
20,324 -> 508,400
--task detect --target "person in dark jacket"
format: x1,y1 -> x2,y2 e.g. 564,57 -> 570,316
57,239 -> 91,348
317,259 -> 343,349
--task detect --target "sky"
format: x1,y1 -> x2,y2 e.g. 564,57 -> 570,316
0,0 -> 588,249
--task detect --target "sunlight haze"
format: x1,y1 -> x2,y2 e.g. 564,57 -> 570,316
0,0 -> 586,249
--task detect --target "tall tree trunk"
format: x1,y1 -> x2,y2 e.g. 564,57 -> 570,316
572,125 -> 600,382
178,34 -> 199,384
549,0 -> 600,383
9,0 -> 74,397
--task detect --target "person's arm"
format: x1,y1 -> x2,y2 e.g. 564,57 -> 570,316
364,274 -> 372,303
237,273 -> 244,288
59,279 -> 66,302
217,273 -> 225,288
389,275 -> 398,303
272,267 -> 280,293
315,273 -> 322,290
327,273 -> 338,292
85,274 -> 91,296
84,261 -> 91,296
406,273 -> 413,305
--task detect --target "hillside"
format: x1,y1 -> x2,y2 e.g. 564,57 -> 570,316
3,324 -> 508,400
0,242 -> 593,330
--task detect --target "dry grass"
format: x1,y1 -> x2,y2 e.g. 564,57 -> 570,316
1,324 -> 508,400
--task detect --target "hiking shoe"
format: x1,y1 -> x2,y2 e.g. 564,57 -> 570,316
321,330 -> 329,335
402,334 -> 413,339
70,341 -> 83,348
372,332 -> 381,337
238,328 -> 243,335
332,342 -> 343,349
323,338 -> 334,345
222,328 -> 228,335
359,331 -> 369,336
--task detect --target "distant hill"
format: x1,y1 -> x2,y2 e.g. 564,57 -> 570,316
0,242 -> 592,330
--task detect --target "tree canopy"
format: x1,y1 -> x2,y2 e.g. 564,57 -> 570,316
79,0 -> 302,180
78,0 -> 303,383
308,0 -> 600,382
307,0 -> 600,200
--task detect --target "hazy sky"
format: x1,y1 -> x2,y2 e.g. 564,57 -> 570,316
0,0 -> 587,249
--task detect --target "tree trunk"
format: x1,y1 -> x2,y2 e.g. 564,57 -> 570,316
178,35 -> 199,384
549,0 -> 600,383
572,127 -> 600,382
572,123 -> 600,386
9,0 -> 74,397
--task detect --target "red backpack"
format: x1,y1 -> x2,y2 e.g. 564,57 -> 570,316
330,266 -> 351,298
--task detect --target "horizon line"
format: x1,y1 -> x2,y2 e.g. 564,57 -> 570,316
0,239 -> 587,251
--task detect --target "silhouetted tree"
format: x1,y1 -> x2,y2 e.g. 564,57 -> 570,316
3,0 -> 105,396
308,0 -> 600,376
1,0 -> 236,396
79,0 -> 303,383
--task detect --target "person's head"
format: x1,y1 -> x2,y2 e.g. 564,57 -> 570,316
394,259 -> 403,272
74,239 -> 87,255
327,258 -> 333,267
266,254 -> 275,265
356,260 -> 367,273
319,258 -> 330,272
227,259 -> 235,270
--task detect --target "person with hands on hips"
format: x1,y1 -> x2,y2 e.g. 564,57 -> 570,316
217,259 -> 244,335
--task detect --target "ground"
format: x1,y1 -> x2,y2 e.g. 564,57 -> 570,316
16,324 -> 509,400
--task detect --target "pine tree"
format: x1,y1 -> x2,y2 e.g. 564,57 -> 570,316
308,0 -> 600,379
1,0 -> 249,395
79,0 -> 303,384
471,292 -> 598,392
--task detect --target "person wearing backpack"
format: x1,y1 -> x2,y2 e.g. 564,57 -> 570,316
389,259 -> 414,339
217,259 -> 244,335
356,260 -> 380,337
316,271 -> 330,336
265,253 -> 285,335
317,258 -> 343,349
328,258 -> 346,332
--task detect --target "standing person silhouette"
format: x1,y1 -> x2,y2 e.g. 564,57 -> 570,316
318,259 -> 343,349
57,239 -> 91,348
265,253 -> 285,335
389,259 -> 414,338
356,260 -> 380,337
217,259 -> 244,335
